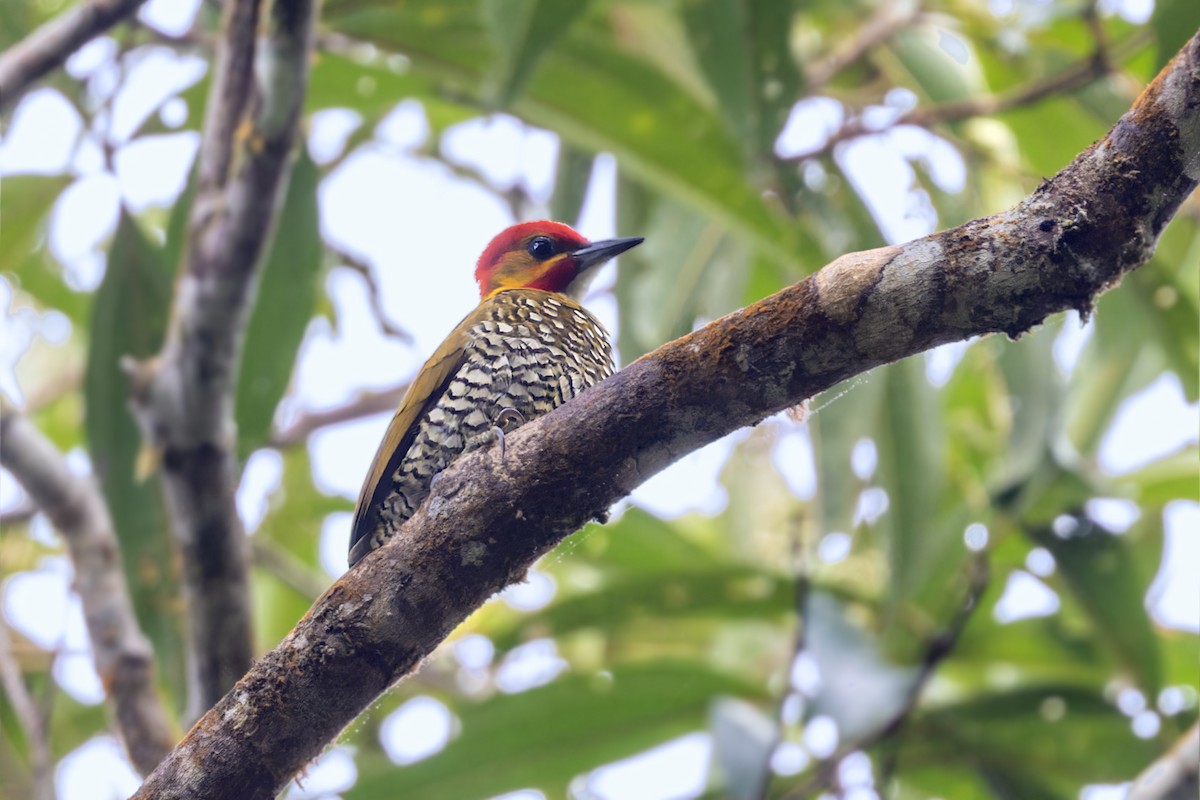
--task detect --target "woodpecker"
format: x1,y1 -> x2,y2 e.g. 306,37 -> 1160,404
347,221 -> 643,566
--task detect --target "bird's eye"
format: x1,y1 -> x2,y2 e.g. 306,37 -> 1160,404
527,236 -> 557,261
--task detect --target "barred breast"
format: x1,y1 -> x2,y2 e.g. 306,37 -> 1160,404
375,290 -> 613,541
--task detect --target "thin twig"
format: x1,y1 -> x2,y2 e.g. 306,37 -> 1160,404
1129,723 -> 1200,800
805,0 -> 923,92
99,15 -> 140,171
0,397 -> 174,776
269,380 -> 412,448
0,0 -> 149,111
0,499 -> 38,528
0,622 -> 51,800
426,136 -> 533,220
1083,0 -> 1113,76
784,556 -> 990,798
327,246 -> 413,343
784,31 -> 1150,163
755,509 -> 813,800
21,364 -> 85,416
250,537 -> 330,601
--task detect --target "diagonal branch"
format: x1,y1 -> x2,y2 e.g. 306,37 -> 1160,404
783,556 -> 990,798
1130,723 -> 1200,800
131,33 -> 1200,799
125,0 -> 317,720
268,380 -> 412,448
0,620 -> 51,800
804,0 -> 923,92
0,0 -> 149,111
785,31 -> 1150,163
0,399 -> 174,776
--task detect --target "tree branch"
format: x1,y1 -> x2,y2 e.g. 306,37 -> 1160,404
804,0 -> 923,92
131,33 -> 1200,799
0,0 -> 148,111
0,399 -> 174,776
268,381 -> 412,448
783,556 -> 989,798
0,621 -> 51,800
0,498 -> 37,528
249,537 -> 328,600
1129,723 -> 1200,800
125,0 -> 317,719
327,245 -> 413,343
785,30 -> 1149,163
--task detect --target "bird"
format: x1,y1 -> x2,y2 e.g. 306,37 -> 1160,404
347,221 -> 644,567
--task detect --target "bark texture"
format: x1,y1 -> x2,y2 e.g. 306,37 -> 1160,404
124,0 -> 317,719
1129,723 -> 1199,800
0,401 -> 175,776
131,32 -> 1200,800
0,0 -> 148,111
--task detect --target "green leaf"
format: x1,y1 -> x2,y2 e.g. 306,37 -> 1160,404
888,26 -> 985,105
710,697 -> 776,800
307,51 -> 457,120
894,765 -> 1006,800
682,0 -> 755,136
0,3 -> 37,51
85,210 -> 188,711
1128,219 -> 1200,402
1066,286 -> 1164,457
995,323 -> 1063,488
986,326 -> 1106,526
0,175 -> 91,322
615,194 -> 749,359
680,0 -> 801,164
1001,96 -> 1108,179
1121,446 -> 1200,507
947,566 -> 1115,688
234,151 -> 323,460
256,448 -> 353,555
568,507 -> 724,577
482,0 -> 588,107
252,448 -> 349,649
1159,628 -> 1200,692
978,767 -> 1071,800
523,35 -> 810,269
139,49 -> 477,140
489,565 -> 792,653
806,591 -> 917,741
949,615 -> 1114,689
807,373 -> 883,538
1152,0 -> 1199,73
548,144 -> 593,227
872,359 -> 955,633
348,661 -> 763,799
5,249 -> 91,325
806,160 -> 889,252
1032,517 -> 1163,696
28,379 -> 86,454
901,685 -> 1159,789
939,340 -> 1008,509
163,161 -> 198,275
326,1 -> 814,271
0,174 -> 70,273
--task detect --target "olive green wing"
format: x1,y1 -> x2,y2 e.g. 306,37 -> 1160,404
347,310 -> 479,566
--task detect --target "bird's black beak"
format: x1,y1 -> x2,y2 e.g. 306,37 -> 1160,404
571,236 -> 644,271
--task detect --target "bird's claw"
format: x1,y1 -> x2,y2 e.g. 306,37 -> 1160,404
492,407 -> 526,460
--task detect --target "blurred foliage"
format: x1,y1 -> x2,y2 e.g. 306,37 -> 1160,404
1,1 -> 1197,799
